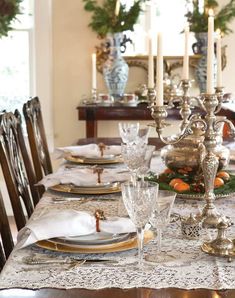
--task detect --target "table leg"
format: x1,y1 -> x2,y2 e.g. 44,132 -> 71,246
86,120 -> 97,138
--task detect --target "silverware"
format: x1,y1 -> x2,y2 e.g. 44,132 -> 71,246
51,197 -> 89,203
51,197 -> 118,203
23,256 -> 118,265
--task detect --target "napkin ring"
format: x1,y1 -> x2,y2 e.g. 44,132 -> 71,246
98,143 -> 106,157
94,209 -> 106,232
93,167 -> 104,184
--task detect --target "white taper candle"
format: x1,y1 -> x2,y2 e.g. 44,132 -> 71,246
92,53 -> 97,90
148,35 -> 154,88
156,32 -> 163,106
206,9 -> 214,94
216,30 -> 222,87
115,0 -> 120,16
182,23 -> 189,80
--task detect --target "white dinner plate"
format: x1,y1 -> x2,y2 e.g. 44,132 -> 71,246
52,232 -> 132,247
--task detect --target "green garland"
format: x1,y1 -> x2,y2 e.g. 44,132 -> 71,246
83,0 -> 146,38
186,0 -> 235,34
0,0 -> 22,38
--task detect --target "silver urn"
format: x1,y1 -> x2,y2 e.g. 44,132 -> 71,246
160,119 -> 230,172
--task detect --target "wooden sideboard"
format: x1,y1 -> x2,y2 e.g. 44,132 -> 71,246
77,103 -> 183,138
76,103 -> 235,138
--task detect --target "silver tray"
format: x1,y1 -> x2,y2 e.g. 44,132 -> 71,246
177,191 -> 235,200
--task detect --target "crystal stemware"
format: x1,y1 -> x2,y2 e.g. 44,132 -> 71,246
121,142 -> 147,184
146,190 -> 176,263
138,145 -> 155,181
137,126 -> 150,145
121,181 -> 159,268
118,122 -> 139,144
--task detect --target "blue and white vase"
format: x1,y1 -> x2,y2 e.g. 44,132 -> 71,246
103,33 -> 129,100
192,32 -> 217,93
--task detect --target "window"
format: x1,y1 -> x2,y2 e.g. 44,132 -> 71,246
124,0 -> 195,56
0,0 -> 34,112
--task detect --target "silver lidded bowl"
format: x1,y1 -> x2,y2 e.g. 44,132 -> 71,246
160,117 -> 230,172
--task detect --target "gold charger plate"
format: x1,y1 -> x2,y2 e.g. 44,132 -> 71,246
49,182 -> 121,195
65,154 -> 123,165
201,239 -> 235,259
37,230 -> 154,254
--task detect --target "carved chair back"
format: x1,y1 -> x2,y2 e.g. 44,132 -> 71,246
0,190 -> 14,271
23,97 -> 53,182
0,111 -> 39,231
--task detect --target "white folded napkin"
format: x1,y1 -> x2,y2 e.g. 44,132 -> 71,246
38,167 -> 130,188
54,144 -> 121,159
16,209 -> 136,248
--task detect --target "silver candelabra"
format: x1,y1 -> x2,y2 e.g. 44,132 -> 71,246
150,80 -> 235,228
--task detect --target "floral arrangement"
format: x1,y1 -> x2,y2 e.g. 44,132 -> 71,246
186,0 -> 235,35
0,0 -> 22,37
83,0 -> 146,38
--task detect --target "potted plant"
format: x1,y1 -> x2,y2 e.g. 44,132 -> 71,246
0,0 -> 22,37
83,0 -> 146,100
186,0 -> 235,92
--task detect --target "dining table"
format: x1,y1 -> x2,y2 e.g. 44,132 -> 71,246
0,138 -> 235,298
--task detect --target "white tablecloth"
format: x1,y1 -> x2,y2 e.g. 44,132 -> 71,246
0,155 -> 235,290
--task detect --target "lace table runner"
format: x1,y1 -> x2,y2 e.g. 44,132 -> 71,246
0,193 -> 234,290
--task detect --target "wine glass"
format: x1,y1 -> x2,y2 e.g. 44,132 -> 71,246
121,142 -> 147,184
118,122 -> 139,144
146,190 -> 176,263
137,126 -> 150,145
138,145 -> 155,181
121,181 -> 159,268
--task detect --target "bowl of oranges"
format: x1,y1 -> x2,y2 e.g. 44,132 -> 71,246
147,167 -> 235,200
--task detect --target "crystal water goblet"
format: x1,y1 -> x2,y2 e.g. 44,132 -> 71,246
146,190 -> 176,263
138,145 -> 155,181
121,142 -> 147,184
137,126 -> 150,145
121,181 -> 159,268
118,122 -> 139,144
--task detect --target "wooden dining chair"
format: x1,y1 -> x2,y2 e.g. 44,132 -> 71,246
0,111 -> 40,231
23,97 -> 53,183
0,189 -> 14,271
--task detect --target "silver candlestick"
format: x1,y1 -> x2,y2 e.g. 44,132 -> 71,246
91,88 -> 97,102
150,89 -> 235,228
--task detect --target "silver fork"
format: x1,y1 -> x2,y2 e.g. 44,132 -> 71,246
22,256 -> 118,266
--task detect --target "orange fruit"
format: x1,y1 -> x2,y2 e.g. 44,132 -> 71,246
169,178 -> 184,188
164,168 -> 174,174
173,182 -> 190,192
216,171 -> 230,182
214,177 -> 224,188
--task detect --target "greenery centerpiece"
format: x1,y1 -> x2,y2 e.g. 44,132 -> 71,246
83,0 -> 145,39
185,0 -> 235,92
186,0 -> 235,35
0,0 -> 22,37
83,0 -> 146,100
